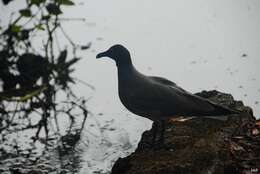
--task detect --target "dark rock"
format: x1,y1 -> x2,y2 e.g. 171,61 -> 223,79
112,90 -> 259,174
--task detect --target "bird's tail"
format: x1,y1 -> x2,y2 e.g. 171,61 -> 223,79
203,115 -> 229,121
209,101 -> 240,116
196,104 -> 239,121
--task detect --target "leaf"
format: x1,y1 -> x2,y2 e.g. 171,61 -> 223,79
19,9 -> 32,17
2,0 -> 14,5
58,50 -> 67,64
20,29 -> 30,40
67,76 -> 75,84
30,0 -> 46,6
42,15 -> 51,20
65,57 -> 80,67
46,3 -> 62,15
10,25 -> 21,33
35,24 -> 45,30
19,86 -> 47,101
0,86 -> 46,101
81,42 -> 91,50
57,0 -> 74,5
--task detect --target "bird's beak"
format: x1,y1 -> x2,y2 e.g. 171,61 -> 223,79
96,50 -> 109,59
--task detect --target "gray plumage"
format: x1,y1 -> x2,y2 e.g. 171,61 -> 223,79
96,44 -> 238,144
96,44 -> 237,121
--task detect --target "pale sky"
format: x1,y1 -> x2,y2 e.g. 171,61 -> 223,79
1,0 -> 260,117
69,0 -> 260,117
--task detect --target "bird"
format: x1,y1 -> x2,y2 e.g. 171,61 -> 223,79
96,44 -> 239,145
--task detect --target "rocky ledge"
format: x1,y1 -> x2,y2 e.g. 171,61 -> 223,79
112,90 -> 260,174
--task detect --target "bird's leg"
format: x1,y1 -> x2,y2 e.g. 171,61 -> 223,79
151,120 -> 165,148
159,120 -> 165,145
152,121 -> 159,145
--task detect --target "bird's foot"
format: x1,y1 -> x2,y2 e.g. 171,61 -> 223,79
169,116 -> 195,123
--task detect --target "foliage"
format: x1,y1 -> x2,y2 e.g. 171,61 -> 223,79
0,0 -> 90,150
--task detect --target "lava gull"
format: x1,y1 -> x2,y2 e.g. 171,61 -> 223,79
96,44 -> 238,145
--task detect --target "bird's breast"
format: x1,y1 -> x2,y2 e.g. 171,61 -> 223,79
117,69 -> 166,119
118,82 -> 163,119
118,85 -> 137,111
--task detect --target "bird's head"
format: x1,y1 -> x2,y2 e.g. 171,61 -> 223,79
96,44 -> 132,66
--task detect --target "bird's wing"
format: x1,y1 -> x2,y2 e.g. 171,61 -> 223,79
132,76 -> 236,116
149,76 -> 187,93
174,89 -> 239,115
149,76 -> 177,86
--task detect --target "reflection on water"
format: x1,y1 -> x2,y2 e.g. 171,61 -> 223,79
77,113 -> 150,174
0,111 -> 150,174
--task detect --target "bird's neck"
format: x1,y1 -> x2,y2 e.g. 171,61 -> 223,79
117,64 -> 134,76
115,55 -> 132,67
117,63 -> 137,85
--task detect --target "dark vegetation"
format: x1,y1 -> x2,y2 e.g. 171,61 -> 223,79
0,0 -> 90,171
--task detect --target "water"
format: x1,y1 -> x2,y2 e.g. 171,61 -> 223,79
58,0 -> 260,116
1,0 -> 260,173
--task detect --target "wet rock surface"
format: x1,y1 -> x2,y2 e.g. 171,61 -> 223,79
112,90 -> 260,174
